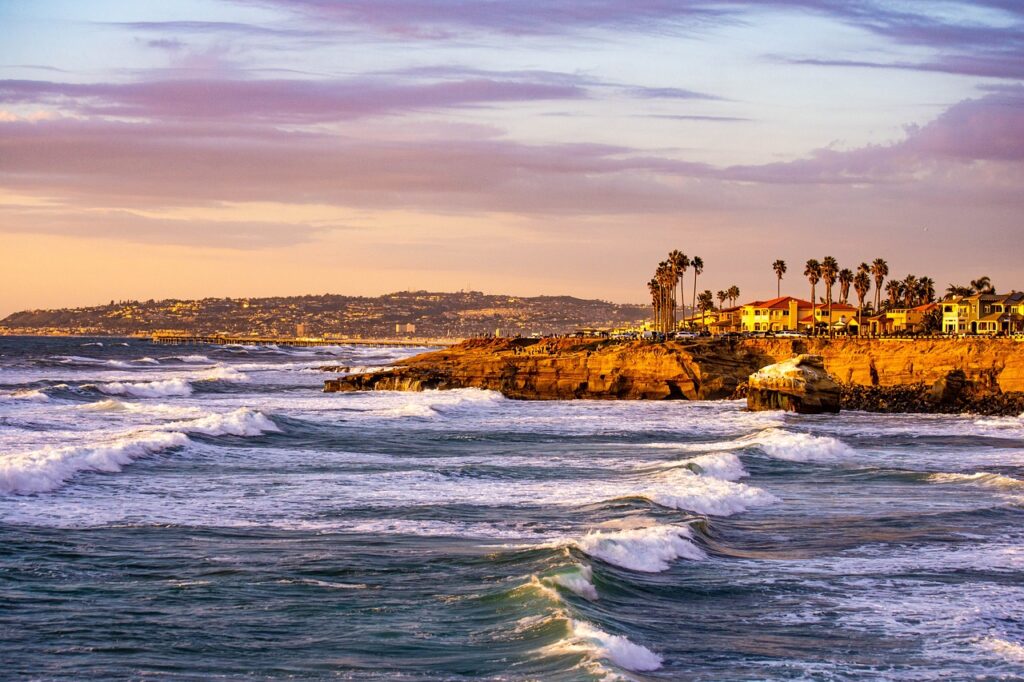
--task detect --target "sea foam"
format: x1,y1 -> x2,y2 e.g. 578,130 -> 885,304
576,524 -> 705,572
0,431 -> 189,494
567,620 -> 663,672
96,378 -> 193,398
0,408 -> 279,494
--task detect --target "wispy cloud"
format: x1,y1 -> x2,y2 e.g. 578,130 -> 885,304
0,206 -> 338,248
0,77 -> 588,123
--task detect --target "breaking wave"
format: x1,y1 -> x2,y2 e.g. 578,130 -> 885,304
96,378 -> 193,398
563,620 -> 663,673
576,524 -> 705,572
927,472 -> 1024,490
649,426 -> 853,463
0,408 -> 279,494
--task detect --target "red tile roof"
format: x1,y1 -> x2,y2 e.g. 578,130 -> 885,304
743,296 -> 813,310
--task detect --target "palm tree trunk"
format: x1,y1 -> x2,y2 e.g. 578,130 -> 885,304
810,284 -> 816,336
692,273 -> 698,331
777,276 -> 781,299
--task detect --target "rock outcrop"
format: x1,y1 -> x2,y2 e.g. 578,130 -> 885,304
324,336 -> 1024,414
746,354 -> 841,414
325,337 -> 773,400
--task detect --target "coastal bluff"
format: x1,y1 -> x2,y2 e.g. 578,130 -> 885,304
324,336 -> 1024,407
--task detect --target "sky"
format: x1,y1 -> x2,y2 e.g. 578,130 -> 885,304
1,0 -> 1022,316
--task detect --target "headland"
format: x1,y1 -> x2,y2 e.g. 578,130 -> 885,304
323,336 -> 1024,415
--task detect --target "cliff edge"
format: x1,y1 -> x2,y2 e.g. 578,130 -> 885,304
323,336 -> 1024,412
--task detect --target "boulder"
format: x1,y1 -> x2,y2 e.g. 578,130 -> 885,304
747,354 -> 841,414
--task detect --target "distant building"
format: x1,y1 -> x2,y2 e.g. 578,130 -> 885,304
295,322 -> 306,337
941,292 -> 1024,334
865,303 -> 937,335
395,322 -> 417,334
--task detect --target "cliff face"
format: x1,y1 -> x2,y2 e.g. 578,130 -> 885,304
762,338 -> 1024,393
325,337 -> 773,400
323,336 -> 1024,401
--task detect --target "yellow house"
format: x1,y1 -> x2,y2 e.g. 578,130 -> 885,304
867,303 -> 937,335
942,292 -> 1024,334
739,296 -> 806,332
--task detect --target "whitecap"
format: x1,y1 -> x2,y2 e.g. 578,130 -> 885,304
164,408 -> 280,437
979,636 -> 1024,663
576,524 -> 705,572
927,472 -> 1024,490
545,564 -> 598,600
0,431 -> 190,494
96,378 -> 193,398
9,389 -> 50,402
565,620 -> 663,672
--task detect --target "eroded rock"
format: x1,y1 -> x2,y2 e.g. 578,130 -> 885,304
746,354 -> 841,414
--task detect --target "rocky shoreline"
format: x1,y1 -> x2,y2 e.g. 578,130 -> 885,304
323,337 -> 1024,416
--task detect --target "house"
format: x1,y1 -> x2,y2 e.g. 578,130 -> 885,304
866,303 -> 937,335
941,292 -> 1024,335
739,296 -> 808,332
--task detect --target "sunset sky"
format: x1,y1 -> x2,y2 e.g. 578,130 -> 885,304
1,1 -> 1022,316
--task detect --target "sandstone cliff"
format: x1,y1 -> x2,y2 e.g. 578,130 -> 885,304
323,336 -> 1024,407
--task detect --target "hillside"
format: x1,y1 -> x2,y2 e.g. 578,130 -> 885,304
0,291 -> 648,338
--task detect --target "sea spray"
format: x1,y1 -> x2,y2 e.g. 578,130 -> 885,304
576,524 -> 705,572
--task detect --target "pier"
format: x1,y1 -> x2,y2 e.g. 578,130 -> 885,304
150,333 -> 458,348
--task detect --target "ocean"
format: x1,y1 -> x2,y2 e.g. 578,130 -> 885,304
1,336 -> 1022,680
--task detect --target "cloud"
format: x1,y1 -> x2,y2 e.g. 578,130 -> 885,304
0,76 -> 587,123
719,86 -> 1024,183
0,206 -> 335,248
1,88 -> 1022,218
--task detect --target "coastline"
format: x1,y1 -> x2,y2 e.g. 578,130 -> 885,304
323,336 -> 1024,416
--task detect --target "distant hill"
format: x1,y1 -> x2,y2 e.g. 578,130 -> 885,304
0,291 -> 649,338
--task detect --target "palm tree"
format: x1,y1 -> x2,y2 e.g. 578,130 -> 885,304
970,276 -> 995,294
690,256 -> 704,329
885,280 -> 902,308
656,261 -> 675,333
871,258 -> 889,312
838,268 -> 853,304
902,274 -> 918,307
821,256 -> 838,336
853,270 -> 871,335
946,283 -> 973,298
697,290 -> 715,321
918,276 -> 935,304
772,259 -> 787,299
804,259 -> 821,336
668,250 -> 688,327
727,285 -> 740,307
717,290 -> 728,309
647,278 -> 661,328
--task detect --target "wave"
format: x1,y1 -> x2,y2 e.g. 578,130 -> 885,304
927,472 -> 1024,490
544,564 -> 598,600
979,636 -> 1024,663
675,452 -> 748,481
576,524 -> 705,573
158,355 -> 212,364
520,579 -> 662,674
649,426 -> 853,463
0,408 -> 279,494
8,388 -> 50,402
196,365 -> 250,383
81,341 -> 104,347
164,408 -> 281,437
368,389 -> 505,419
76,399 -> 204,419
96,378 -> 193,398
639,467 -> 777,516
564,620 -> 663,673
0,431 -> 190,494
131,357 -> 160,365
